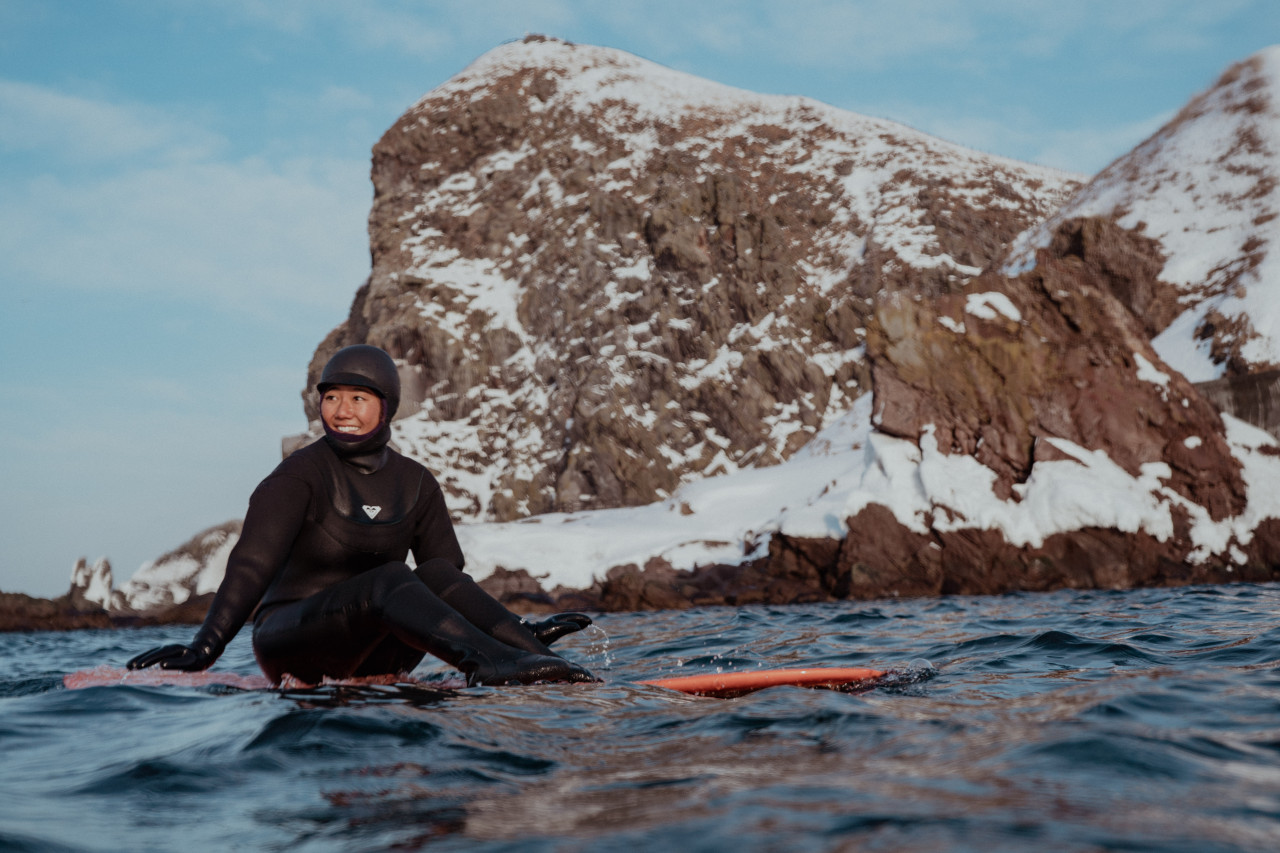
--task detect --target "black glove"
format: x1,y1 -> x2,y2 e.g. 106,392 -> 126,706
126,643 -> 218,672
522,612 -> 592,646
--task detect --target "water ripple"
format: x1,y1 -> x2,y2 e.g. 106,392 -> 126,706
4,584 -> 1280,850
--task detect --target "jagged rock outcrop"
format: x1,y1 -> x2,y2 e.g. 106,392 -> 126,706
304,35 -> 1079,523
118,522 -> 240,611
818,242 -> 1272,596
68,557 -> 127,612
50,40 -> 1280,628
1008,46 -> 1280,382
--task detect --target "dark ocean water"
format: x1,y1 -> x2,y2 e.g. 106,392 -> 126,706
4,583 -> 1280,852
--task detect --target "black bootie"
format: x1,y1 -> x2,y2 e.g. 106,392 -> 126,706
523,612 -> 593,646
414,559 -> 589,656
382,577 -> 596,687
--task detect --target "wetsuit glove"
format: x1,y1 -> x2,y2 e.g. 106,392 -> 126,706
126,642 -> 219,672
522,612 -> 592,646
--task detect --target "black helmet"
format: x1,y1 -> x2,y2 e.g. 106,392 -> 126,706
317,344 -> 401,420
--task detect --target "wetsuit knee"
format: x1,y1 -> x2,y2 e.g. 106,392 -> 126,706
413,557 -> 467,596
365,561 -> 422,604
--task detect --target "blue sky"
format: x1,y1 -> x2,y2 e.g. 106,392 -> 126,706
1,1 -> 1276,598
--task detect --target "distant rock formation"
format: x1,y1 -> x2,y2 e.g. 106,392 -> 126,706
3,524 -> 242,631
117,521 -> 239,612
1008,46 -> 1280,382
68,558 -> 126,612
25,40 -> 1280,631
302,35 -> 1079,523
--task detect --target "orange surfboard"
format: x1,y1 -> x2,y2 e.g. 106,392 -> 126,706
639,666 -> 885,698
65,665 -> 887,697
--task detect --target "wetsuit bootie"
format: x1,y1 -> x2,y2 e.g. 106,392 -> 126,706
424,621 -> 598,688
381,576 -> 597,687
414,559 -> 579,657
523,612 -> 593,645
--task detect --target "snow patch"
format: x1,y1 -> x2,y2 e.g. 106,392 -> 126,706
965,292 -> 1022,323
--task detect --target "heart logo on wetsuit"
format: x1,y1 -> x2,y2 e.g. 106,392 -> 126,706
362,505 -> 382,519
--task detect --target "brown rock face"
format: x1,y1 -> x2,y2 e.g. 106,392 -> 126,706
477,228 -> 1280,614
1006,48 -> 1280,380
818,235 -> 1269,598
1045,217 -> 1181,338
307,36 -> 1078,522
867,237 -> 1246,521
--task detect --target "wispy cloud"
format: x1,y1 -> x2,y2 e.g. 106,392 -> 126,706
1030,111 -> 1176,175
223,0 -> 578,55
567,0 -> 1272,75
0,153 -> 369,319
0,79 -> 223,163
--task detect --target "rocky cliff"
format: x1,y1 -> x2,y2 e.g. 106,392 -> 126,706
25,38 -> 1280,630
1007,46 -> 1280,383
425,40 -> 1280,610
303,35 -> 1080,523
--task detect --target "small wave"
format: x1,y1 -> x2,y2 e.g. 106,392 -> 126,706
873,659 -> 938,691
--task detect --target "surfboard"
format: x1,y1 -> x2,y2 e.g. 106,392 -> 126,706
64,664 -> 888,698
61,666 -> 464,692
63,665 -> 272,690
639,666 -> 886,698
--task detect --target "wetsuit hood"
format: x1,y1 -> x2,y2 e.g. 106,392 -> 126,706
317,344 -> 401,462
317,344 -> 401,418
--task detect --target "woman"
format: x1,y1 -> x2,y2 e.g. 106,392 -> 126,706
129,344 -> 596,687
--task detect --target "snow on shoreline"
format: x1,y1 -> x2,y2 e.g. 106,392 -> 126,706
457,394 -> 1280,590
108,393 -> 1280,608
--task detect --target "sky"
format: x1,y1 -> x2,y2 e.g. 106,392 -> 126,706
1,1 -> 1277,599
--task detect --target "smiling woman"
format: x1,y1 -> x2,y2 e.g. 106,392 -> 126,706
321,385 -> 383,437
126,344 -> 598,688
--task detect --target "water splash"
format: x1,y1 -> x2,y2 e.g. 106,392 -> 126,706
576,623 -> 614,671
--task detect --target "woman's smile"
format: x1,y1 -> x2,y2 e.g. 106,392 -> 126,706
321,384 -> 382,437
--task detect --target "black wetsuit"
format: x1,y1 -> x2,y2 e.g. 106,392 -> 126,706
184,436 -> 585,685
131,343 -> 593,687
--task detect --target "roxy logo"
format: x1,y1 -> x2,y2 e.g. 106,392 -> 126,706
362,505 -> 381,520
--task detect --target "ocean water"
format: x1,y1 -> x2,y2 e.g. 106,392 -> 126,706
4,584 -> 1280,852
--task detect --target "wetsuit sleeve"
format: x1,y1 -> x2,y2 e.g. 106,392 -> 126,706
409,478 -> 466,571
189,473 -> 311,660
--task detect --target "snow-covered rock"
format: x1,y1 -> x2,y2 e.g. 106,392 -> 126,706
116,522 -> 239,612
68,557 -> 126,612
108,38 -> 1280,614
305,34 -> 1080,525
1007,46 -> 1280,382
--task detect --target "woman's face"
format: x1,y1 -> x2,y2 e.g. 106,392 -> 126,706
321,384 -> 382,437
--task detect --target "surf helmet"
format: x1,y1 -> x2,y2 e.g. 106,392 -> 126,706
317,344 -> 401,420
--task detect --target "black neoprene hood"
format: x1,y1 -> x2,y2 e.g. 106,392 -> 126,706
317,344 -> 401,419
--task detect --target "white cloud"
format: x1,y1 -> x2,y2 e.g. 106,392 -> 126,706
569,0 -> 1274,79
0,78 -> 223,163
0,155 -> 370,320
225,0 -> 579,55
845,89 -> 1177,175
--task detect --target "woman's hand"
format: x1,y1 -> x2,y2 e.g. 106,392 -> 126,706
126,643 -> 217,672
